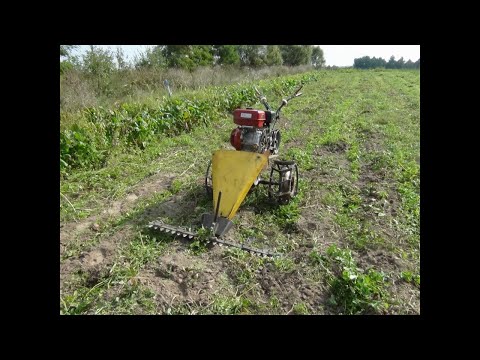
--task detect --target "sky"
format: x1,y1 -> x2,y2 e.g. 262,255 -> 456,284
319,45 -> 420,66
70,45 -> 420,67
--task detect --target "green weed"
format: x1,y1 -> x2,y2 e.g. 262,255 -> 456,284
325,245 -> 390,314
188,226 -> 212,255
401,271 -> 420,287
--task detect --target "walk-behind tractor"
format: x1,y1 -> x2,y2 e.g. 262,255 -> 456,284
148,85 -> 304,256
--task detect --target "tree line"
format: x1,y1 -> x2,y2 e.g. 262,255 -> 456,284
60,45 -> 326,74
353,55 -> 420,69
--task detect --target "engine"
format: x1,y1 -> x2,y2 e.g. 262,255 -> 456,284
230,109 -> 267,153
230,127 -> 264,152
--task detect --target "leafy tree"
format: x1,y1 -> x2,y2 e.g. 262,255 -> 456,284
82,45 -> 116,77
396,57 -> 405,69
405,59 -> 414,69
279,45 -> 312,66
214,45 -> 240,65
134,46 -> 166,69
162,45 -> 214,70
354,56 -> 371,69
414,58 -> 420,69
386,55 -> 396,69
237,45 -> 265,67
354,55 -> 418,69
190,45 -> 214,67
311,46 -> 325,68
60,45 -> 79,74
60,45 -> 78,58
377,57 -> 387,68
81,46 -> 116,95
354,56 -> 387,69
116,46 -> 128,70
162,45 -> 190,68
264,45 -> 283,66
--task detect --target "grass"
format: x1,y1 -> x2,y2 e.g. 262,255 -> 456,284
60,69 -> 420,315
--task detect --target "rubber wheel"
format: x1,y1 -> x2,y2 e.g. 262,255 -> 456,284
271,130 -> 281,155
205,160 -> 213,199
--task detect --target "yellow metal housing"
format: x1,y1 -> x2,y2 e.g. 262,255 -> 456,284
212,150 -> 268,220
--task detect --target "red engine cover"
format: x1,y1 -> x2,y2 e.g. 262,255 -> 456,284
233,109 -> 265,127
230,128 -> 242,150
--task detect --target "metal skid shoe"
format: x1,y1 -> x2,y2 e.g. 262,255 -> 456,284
201,191 -> 234,237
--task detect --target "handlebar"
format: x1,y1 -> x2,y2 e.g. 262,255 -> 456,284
294,85 -> 303,96
254,84 -> 304,114
254,86 -> 271,111
276,84 -> 304,113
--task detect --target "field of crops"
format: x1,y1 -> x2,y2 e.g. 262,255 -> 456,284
60,69 -> 420,315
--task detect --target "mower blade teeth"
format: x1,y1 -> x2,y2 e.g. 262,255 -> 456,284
147,221 -> 278,256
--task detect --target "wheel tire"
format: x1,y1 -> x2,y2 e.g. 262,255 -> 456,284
205,160 -> 213,199
271,130 -> 281,155
259,131 -> 269,154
